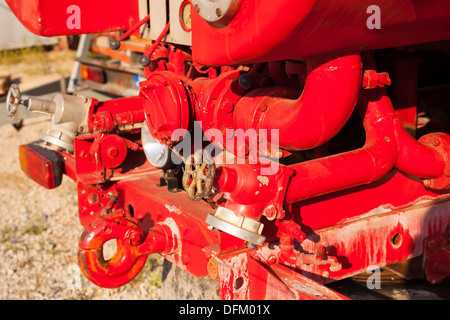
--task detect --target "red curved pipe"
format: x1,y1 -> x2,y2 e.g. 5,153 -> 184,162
395,120 -> 445,178
233,52 -> 362,150
215,85 -> 448,220
216,87 -> 450,220
285,87 -> 447,204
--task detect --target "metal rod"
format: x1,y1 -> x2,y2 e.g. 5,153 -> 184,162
119,14 -> 151,41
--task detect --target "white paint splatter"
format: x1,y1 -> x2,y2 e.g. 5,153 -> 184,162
257,176 -> 269,186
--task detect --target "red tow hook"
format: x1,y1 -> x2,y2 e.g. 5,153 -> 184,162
78,212 -> 178,288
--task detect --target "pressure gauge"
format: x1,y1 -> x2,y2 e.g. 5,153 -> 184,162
180,0 -> 192,32
141,121 -> 175,170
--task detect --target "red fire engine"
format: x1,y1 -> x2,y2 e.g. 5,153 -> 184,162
4,0 -> 450,299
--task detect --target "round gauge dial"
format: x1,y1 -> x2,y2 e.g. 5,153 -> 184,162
141,121 -> 175,170
180,0 -> 192,32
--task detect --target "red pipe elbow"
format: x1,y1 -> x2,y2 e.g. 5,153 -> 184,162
212,53 -> 448,219
285,86 -> 449,204
285,89 -> 399,203
233,52 -> 363,151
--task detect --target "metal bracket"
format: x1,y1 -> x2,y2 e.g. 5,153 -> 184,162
158,169 -> 183,193
206,207 -> 266,246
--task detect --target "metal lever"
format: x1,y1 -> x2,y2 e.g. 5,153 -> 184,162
109,14 -> 151,50
139,22 -> 171,67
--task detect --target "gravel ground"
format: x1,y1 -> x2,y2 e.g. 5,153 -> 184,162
0,115 -> 164,300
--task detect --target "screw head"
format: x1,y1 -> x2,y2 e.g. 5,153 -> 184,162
432,138 -> 441,146
107,147 -> 119,159
128,230 -> 143,246
221,100 -> 234,113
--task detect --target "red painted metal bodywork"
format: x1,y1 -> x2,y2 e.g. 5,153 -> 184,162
5,0 -> 139,36
192,0 -> 450,65
6,0 -> 450,299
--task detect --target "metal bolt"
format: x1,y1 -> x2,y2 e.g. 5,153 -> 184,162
222,100 -> 234,113
258,102 -> 268,112
108,147 -> 119,159
275,151 -> 284,159
432,138 -> 441,146
103,225 -> 112,234
207,258 -> 219,280
265,206 -> 277,218
423,179 -> 431,187
128,231 -> 143,246
267,255 -> 277,265
444,168 -> 450,177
